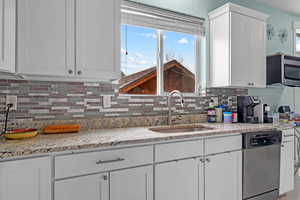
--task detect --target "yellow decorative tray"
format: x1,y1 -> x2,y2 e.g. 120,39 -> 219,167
3,129 -> 38,140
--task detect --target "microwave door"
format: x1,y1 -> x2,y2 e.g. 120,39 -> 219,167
284,65 -> 300,81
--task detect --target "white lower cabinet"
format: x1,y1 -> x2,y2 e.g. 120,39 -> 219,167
110,166 -> 153,200
155,151 -> 242,200
55,166 -> 152,200
55,173 -> 109,200
205,151 -> 242,200
155,158 -> 203,200
0,157 -> 51,200
279,129 -> 295,195
0,135 -> 244,200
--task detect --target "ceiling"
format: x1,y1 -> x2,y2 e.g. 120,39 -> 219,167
256,0 -> 300,16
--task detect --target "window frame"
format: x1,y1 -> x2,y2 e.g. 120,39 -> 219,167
294,21 -> 300,57
120,24 -> 203,97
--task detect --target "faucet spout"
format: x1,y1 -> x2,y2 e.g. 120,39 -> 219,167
168,90 -> 184,126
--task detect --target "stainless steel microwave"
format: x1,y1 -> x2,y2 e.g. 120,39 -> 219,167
267,54 -> 300,87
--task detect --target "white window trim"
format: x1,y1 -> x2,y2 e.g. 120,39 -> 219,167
293,21 -> 300,57
157,29 -> 164,96
121,0 -> 205,36
158,31 -> 202,96
120,25 -> 203,97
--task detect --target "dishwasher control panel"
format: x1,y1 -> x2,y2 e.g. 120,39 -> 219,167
243,131 -> 282,149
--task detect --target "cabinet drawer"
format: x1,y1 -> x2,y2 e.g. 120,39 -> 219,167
282,129 -> 294,141
55,146 -> 153,179
205,135 -> 242,155
155,140 -> 203,163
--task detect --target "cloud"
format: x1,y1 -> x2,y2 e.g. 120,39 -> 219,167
121,48 -> 127,55
141,33 -> 157,39
127,56 -> 149,66
139,60 -> 148,65
140,33 -> 167,40
121,50 -> 156,75
178,38 -> 189,44
134,52 -> 145,58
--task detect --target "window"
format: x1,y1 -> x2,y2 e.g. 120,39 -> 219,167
120,25 -> 158,95
119,0 -> 205,95
294,22 -> 300,56
164,31 -> 196,93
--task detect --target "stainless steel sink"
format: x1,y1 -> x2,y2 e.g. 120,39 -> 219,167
149,125 -> 214,133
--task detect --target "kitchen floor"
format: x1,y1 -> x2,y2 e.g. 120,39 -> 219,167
279,175 -> 300,200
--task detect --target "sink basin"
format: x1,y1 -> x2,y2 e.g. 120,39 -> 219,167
149,125 -> 214,133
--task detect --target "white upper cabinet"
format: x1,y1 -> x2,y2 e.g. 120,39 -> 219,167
17,0 -> 120,81
209,3 -> 268,88
17,0 -> 75,77
0,0 -> 15,73
76,0 -> 120,80
0,157 -> 51,200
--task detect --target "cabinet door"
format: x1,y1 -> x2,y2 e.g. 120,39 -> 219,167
209,12 -> 230,87
205,151 -> 242,200
247,17 -> 266,88
17,0 -> 75,77
295,88 -> 300,113
280,138 -> 295,195
76,0 -> 120,80
0,157 -> 51,200
230,12 -> 266,88
230,12 -> 251,87
110,166 -> 153,200
155,158 -> 203,200
0,0 -> 15,73
55,173 -> 109,200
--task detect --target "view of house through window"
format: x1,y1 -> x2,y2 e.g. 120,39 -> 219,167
119,25 -> 157,95
119,25 -> 197,95
164,31 -> 196,93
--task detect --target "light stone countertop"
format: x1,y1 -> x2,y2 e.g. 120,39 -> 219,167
0,123 -> 294,160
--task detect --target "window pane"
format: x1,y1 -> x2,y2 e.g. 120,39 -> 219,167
119,25 -> 157,95
163,31 -> 196,93
296,30 -> 300,53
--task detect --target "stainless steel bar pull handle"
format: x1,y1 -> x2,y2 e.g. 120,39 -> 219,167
283,141 -> 293,144
96,158 -> 125,165
284,134 -> 294,137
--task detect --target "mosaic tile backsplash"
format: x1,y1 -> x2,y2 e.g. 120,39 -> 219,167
0,79 -> 248,130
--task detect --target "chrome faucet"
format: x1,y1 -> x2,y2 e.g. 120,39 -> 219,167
168,90 -> 184,126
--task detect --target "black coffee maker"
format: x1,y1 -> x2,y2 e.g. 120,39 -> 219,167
237,96 -> 261,123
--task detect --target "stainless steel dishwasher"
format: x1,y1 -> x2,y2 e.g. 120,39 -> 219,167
243,131 -> 282,200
